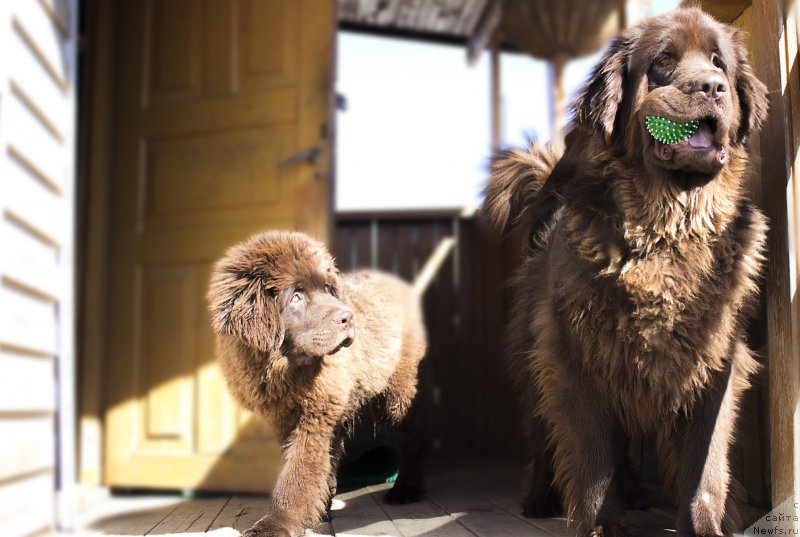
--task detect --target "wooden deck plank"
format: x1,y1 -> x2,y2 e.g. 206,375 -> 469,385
424,481 -> 551,537
83,495 -> 181,535
207,496 -> 266,532
365,484 -> 476,537
330,486 -> 403,536
78,461 -> 684,537
146,497 -> 228,534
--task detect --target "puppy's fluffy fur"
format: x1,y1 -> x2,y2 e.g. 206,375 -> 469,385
208,231 -> 426,537
483,7 -> 768,537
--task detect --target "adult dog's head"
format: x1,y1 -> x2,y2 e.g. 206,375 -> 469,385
208,231 -> 355,360
574,6 -> 768,187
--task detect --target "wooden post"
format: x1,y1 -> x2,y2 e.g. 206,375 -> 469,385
549,57 -> 566,155
490,29 -> 502,152
752,0 -> 800,515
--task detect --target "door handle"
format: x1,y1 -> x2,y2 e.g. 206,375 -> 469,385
278,147 -> 321,168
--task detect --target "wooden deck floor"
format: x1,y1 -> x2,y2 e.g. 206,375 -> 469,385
77,461 -> 677,537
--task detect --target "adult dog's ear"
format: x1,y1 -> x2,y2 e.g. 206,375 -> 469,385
208,267 -> 284,353
573,30 -> 638,145
732,34 -> 769,143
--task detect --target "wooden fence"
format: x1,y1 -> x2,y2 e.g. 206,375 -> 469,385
333,210 -> 520,457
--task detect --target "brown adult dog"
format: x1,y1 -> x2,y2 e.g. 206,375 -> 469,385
483,7 -> 768,537
208,231 -> 427,537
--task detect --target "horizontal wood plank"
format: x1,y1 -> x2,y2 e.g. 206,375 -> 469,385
3,87 -> 66,194
11,1 -> 69,89
0,416 -> 54,481
3,149 -> 65,248
0,352 -> 55,414
0,472 -> 54,537
0,283 -> 57,356
5,29 -> 70,141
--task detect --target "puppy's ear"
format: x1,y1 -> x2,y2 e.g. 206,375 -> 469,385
573,31 -> 637,145
732,35 -> 769,143
208,268 -> 284,353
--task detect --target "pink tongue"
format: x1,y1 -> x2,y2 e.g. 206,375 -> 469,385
687,122 -> 714,148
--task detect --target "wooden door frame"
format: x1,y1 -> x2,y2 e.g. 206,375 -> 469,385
76,0 -> 115,487
76,0 -> 339,488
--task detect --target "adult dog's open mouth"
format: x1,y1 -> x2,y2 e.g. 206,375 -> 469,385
651,117 -> 728,171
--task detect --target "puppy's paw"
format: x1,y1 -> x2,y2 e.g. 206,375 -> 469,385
241,515 -> 303,537
384,481 -> 425,504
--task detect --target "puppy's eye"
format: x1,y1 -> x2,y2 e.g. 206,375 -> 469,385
655,54 -> 674,68
291,292 -> 303,303
711,51 -> 724,70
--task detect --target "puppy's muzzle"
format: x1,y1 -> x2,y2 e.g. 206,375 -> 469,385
334,308 -> 355,347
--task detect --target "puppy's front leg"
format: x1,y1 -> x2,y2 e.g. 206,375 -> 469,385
244,418 -> 337,537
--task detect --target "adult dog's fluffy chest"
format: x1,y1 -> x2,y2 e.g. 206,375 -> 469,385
556,215 -> 746,420
614,241 -> 717,351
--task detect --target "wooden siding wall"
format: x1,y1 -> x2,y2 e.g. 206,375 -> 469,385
333,213 -> 520,456
750,0 -> 800,515
0,0 -> 77,535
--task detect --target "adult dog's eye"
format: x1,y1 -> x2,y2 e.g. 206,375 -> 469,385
711,51 -> 725,70
648,54 -> 674,89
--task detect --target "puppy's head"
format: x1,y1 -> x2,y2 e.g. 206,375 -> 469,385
574,6 -> 768,187
208,231 -> 355,360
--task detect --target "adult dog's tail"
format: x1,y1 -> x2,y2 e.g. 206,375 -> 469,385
481,143 -> 559,239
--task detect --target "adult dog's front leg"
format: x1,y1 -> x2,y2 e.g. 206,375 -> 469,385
244,419 -> 337,537
658,356 -> 745,537
539,357 -> 630,537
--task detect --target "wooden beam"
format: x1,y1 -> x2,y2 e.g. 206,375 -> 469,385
751,0 -> 800,515
700,0 -> 751,23
490,29 -> 501,151
467,0 -> 500,65
549,59 -> 566,155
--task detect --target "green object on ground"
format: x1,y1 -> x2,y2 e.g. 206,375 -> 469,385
646,115 -> 700,144
336,440 -> 400,489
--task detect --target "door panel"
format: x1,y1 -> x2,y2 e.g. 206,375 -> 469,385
104,0 -> 333,491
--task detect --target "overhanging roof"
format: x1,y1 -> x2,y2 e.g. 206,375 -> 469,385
338,0 -> 489,46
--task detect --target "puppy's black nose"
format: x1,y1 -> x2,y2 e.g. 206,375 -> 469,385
333,309 -> 353,326
696,73 -> 727,99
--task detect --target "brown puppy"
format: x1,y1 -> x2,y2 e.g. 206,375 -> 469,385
483,7 -> 768,537
208,231 -> 427,537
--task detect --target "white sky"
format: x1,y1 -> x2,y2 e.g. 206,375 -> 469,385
335,0 -> 680,212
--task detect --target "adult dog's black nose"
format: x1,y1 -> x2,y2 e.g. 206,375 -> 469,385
696,73 -> 727,99
333,308 -> 353,326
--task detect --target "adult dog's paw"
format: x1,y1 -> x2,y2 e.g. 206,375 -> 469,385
588,518 -> 630,537
241,515 -> 303,537
521,488 -> 562,518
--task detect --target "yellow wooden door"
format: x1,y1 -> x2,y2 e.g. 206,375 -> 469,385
104,0 -> 334,492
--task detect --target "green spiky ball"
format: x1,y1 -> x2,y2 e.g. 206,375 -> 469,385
645,116 -> 700,144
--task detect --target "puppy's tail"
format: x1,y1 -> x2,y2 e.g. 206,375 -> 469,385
481,143 -> 559,238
